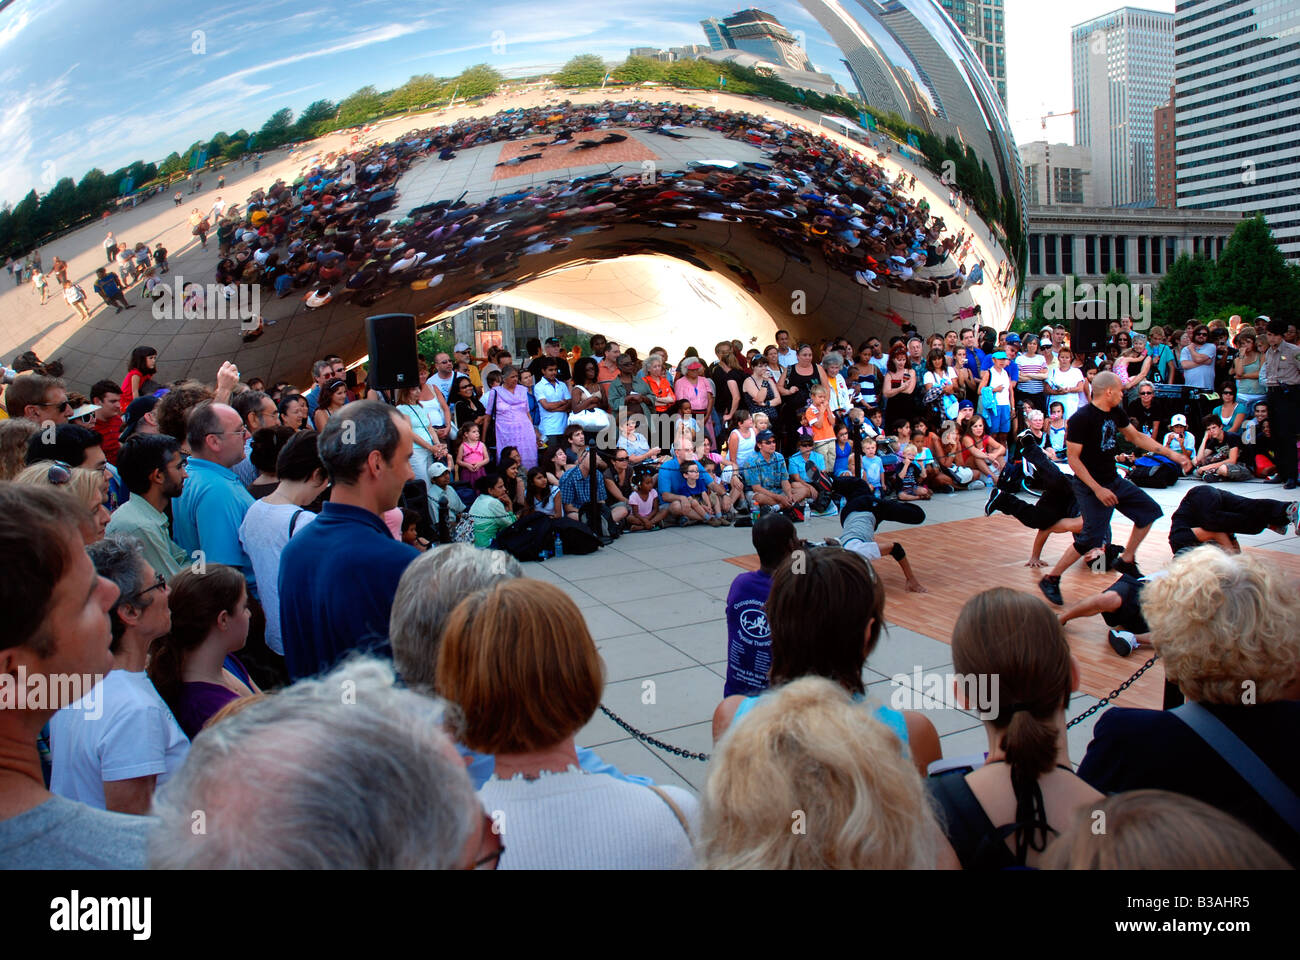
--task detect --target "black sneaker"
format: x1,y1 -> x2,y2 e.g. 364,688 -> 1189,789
1108,629 -> 1138,658
1104,543 -> 1122,569
1038,575 -> 1063,606
984,486 -> 1002,517
1112,556 -> 1142,578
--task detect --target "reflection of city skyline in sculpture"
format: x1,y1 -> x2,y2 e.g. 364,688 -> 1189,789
798,0 -> 1024,234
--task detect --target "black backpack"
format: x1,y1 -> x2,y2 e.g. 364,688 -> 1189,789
552,516 -> 602,555
491,513 -> 555,562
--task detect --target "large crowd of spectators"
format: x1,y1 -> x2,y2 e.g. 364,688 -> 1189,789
0,99 -> 1296,872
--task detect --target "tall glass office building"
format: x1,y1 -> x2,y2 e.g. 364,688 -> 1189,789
1173,0 -> 1300,262
1071,7 -> 1175,207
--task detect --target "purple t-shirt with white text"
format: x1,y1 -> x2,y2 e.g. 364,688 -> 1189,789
724,570 -> 774,698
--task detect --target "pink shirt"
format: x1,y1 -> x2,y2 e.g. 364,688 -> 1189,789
628,489 -> 659,517
674,375 -> 714,410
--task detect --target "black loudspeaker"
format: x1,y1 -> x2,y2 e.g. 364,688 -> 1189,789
365,313 -> 419,391
1070,314 -> 1109,363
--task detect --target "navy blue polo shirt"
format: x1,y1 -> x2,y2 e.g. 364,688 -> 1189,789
278,501 -> 419,680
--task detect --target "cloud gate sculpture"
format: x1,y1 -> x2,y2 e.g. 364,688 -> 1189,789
20,0 -> 1025,390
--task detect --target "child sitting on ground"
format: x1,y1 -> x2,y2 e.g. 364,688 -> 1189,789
895,444 -> 931,501
627,471 -> 670,531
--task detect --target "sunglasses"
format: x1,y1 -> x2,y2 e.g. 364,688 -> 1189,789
46,460 -> 73,485
38,399 -> 72,412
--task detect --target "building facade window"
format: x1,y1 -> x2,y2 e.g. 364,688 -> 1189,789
1085,234 -> 1097,274
1061,234 -> 1074,274
1045,235 -> 1058,275
1029,233 -> 1041,275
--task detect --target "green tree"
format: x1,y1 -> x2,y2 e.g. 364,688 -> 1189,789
553,54 -> 608,88
611,56 -> 668,85
336,86 -> 384,126
1152,252 -> 1215,325
293,99 -> 337,139
256,107 -> 295,148
453,63 -> 502,99
1202,214 -> 1300,320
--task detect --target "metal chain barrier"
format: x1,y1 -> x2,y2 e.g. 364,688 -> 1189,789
598,705 -> 710,762
600,654 -> 1160,764
1066,654 -> 1160,728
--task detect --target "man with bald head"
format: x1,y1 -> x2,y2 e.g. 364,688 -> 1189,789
1038,372 -> 1191,605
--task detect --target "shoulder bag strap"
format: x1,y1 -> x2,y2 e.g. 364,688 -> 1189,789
1171,702 -> 1300,834
645,784 -> 692,840
288,508 -> 306,537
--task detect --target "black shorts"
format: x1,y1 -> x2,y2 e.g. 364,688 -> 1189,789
1101,574 -> 1149,633
1072,476 -> 1163,553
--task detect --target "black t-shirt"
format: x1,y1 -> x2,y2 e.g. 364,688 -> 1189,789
1065,402 -> 1129,485
712,367 -> 746,418
1125,397 -> 1164,438
527,355 -> 571,384
1078,700 -> 1300,867
1203,431 -> 1242,465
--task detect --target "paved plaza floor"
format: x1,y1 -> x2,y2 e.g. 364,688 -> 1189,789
545,480 -> 1299,794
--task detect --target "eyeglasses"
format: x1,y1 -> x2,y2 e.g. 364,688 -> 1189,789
37,399 -> 72,412
207,427 -> 250,438
1139,391 -> 1154,397
46,460 -> 73,485
127,572 -> 167,603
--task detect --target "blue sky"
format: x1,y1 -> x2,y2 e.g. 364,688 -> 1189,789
0,0 -> 1173,207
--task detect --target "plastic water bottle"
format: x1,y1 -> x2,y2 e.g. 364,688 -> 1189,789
553,534 -> 564,558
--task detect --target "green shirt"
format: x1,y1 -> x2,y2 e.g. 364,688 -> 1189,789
105,495 -> 189,580
468,494 -> 514,548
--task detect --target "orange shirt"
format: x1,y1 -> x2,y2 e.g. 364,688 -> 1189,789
803,403 -> 835,442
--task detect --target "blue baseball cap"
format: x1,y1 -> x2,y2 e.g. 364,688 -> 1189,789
992,350 -> 1009,360
958,399 -> 974,409
1004,333 -> 1021,344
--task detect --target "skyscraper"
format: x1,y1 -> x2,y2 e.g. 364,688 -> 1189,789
698,9 -> 814,71
938,0 -> 1006,108
1071,7 -> 1174,207
1154,86 -> 1175,209
1173,0 -> 1300,262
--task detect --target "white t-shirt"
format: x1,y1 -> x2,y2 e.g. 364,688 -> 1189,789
987,365 -> 1012,408
239,500 -> 317,655
478,768 -> 696,870
1047,366 -> 1086,419
50,670 -> 190,810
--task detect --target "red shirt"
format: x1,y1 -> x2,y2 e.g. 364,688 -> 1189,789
92,415 -> 122,464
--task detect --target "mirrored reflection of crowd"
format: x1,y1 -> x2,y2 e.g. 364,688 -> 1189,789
150,99 -> 1008,340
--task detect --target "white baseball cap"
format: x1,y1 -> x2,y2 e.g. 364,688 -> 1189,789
428,462 -> 450,480
453,342 -> 471,353
1170,414 -> 1187,427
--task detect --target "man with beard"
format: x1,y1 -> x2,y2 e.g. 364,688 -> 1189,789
105,434 -> 190,580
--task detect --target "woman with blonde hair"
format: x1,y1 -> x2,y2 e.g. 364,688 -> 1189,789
1042,789 -> 1289,870
701,676 -> 947,869
13,462 -> 110,544
0,419 -> 39,480
927,587 -> 1102,869
436,578 -> 696,869
1078,546 -> 1300,866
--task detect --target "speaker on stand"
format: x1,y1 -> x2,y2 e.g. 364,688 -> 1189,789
364,313 -> 419,392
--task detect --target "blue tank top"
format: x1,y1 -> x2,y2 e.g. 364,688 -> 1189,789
731,690 -> 910,750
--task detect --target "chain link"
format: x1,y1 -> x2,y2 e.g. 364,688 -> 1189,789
1066,654 -> 1160,728
598,705 -> 711,762
601,653 -> 1158,763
